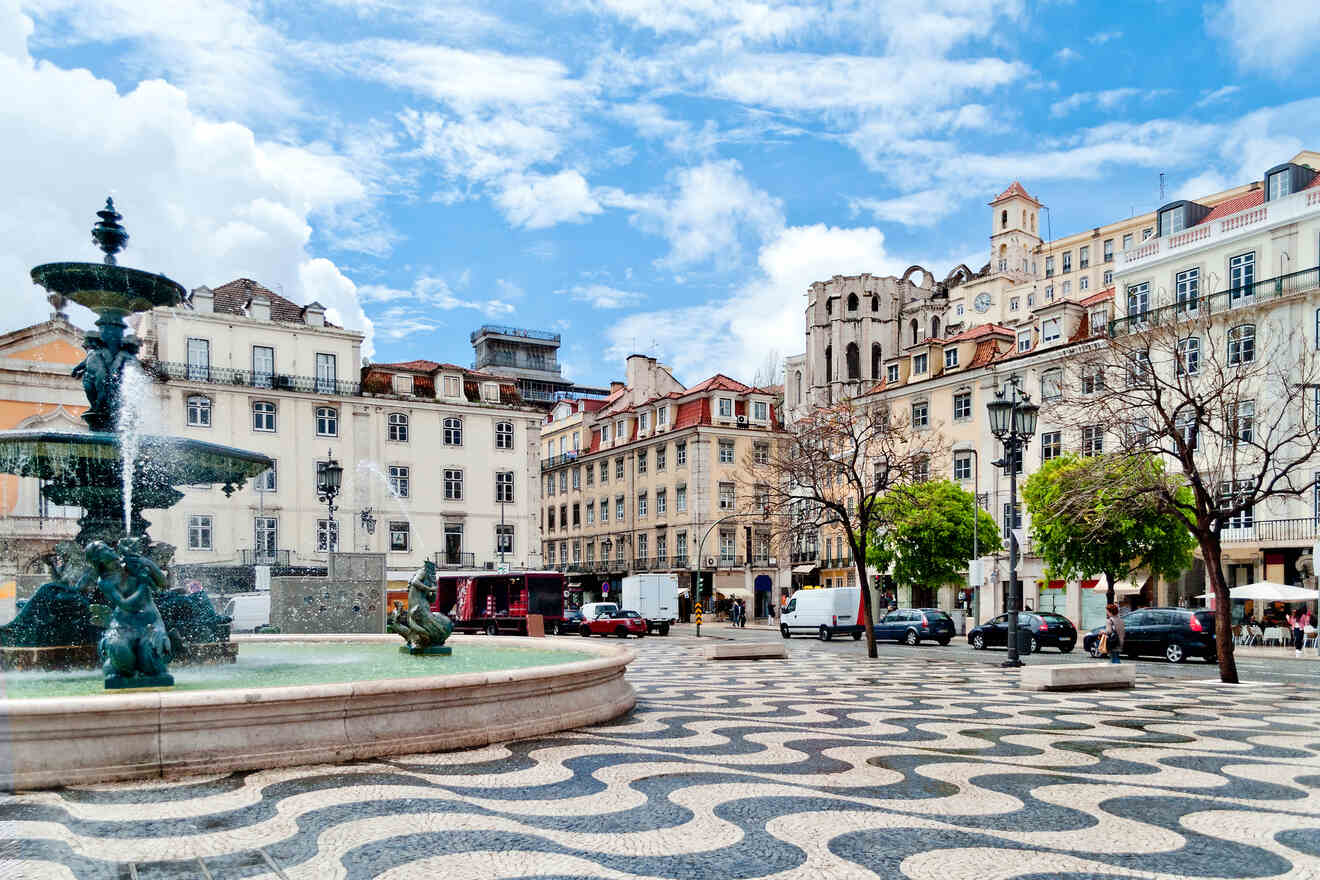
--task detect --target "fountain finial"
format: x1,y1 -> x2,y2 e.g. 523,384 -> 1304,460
91,197 -> 129,266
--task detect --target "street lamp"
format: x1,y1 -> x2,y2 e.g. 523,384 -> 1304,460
987,376 -> 1039,668
316,449 -> 343,551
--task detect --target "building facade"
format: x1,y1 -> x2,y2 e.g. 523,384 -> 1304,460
470,324 -> 608,406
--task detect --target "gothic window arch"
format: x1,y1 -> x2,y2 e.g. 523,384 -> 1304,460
871,295 -> 879,312
794,371 -> 802,404
847,293 -> 858,312
931,316 -> 940,339
825,298 -> 833,316
871,343 -> 882,379
824,345 -> 832,383
845,342 -> 860,380
1001,209 -> 1008,229
910,319 -> 919,346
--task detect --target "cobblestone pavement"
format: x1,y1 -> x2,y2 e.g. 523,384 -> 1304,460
4,639 -> 1320,879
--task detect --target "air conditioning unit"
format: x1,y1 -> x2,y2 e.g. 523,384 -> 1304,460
483,561 -> 495,570
274,375 -> 293,390
706,556 -> 716,566
736,416 -> 747,427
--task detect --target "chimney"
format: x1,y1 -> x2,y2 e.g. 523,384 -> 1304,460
191,286 -> 214,313
249,291 -> 272,322
610,381 -> 624,394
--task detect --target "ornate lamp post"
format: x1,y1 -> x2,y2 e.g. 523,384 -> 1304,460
316,450 -> 343,551
986,376 -> 1039,668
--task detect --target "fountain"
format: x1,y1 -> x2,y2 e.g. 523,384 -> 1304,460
0,201 -> 635,790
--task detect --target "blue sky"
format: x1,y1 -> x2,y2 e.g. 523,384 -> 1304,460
1,0 -> 1317,388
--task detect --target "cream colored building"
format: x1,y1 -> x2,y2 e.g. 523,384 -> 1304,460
540,355 -> 782,617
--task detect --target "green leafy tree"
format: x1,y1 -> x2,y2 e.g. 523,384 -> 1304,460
867,480 -> 1001,600
1021,453 -> 1195,604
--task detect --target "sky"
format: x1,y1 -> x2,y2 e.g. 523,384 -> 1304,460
1,0 -> 1317,389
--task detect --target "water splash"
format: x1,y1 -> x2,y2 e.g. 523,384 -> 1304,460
357,460 -> 427,556
115,361 -> 162,534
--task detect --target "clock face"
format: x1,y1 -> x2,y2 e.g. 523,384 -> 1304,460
973,293 -> 993,313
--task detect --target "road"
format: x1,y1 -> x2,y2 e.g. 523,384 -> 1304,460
662,620 -> 1320,685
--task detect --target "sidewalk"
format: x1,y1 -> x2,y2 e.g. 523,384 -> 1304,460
1233,644 -> 1320,662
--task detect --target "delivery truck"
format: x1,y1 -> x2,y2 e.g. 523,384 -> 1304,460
620,573 -> 678,635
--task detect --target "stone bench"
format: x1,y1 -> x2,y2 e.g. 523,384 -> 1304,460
704,643 -> 788,661
1020,663 -> 1135,691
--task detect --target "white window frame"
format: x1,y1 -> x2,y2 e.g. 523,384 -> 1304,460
496,471 -> 514,503
188,514 -> 213,551
389,521 -> 410,552
316,406 -> 338,437
443,417 -> 463,446
388,465 -> 410,498
495,420 -> 514,450
444,468 -> 464,501
388,412 -> 409,443
186,394 -> 211,427
252,400 -> 276,432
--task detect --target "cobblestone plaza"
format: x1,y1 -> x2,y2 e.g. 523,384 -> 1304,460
4,638 -> 1320,879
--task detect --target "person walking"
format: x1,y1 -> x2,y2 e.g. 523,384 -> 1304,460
1104,603 -> 1125,664
1287,607 -> 1311,658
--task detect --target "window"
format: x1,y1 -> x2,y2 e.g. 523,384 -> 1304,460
1127,351 -> 1151,387
391,374 -> 414,396
1017,330 -> 1032,353
637,451 -> 647,474
1045,256 -> 1055,277
600,461 -> 608,483
1268,169 -> 1292,200
315,353 -> 337,394
390,521 -> 410,552
1229,252 -> 1255,302
1061,280 -> 1071,296
945,348 -> 959,369
1080,276 -> 1089,291
1103,269 -> 1113,285
443,417 -> 462,445
1062,252 -> 1072,273
1042,318 -> 1061,343
186,337 -> 210,380
480,381 -> 499,402
1079,245 -> 1090,269
720,530 -> 736,562
444,469 -> 463,501
496,525 -> 514,555
914,457 -> 930,482
656,446 -> 667,470
676,442 -> 687,466
886,364 -> 899,383
953,454 -> 972,481
188,515 -> 213,550
1010,297 -> 1020,312
496,471 -> 514,503
656,489 -> 667,515
753,443 -> 769,465
616,494 -> 625,520
637,492 -> 648,518
615,457 -> 624,479
254,516 -> 278,557
676,484 -> 687,512
1081,369 -> 1104,395
1142,227 -> 1153,241
600,497 -> 609,521
1221,481 -> 1254,530
586,501 -> 596,525
314,406 -> 338,437
1177,337 -> 1200,375
658,405 -> 669,425
1228,324 -> 1256,365
719,482 -> 736,510
252,400 -> 276,432
1045,284 -> 1055,301
252,345 -> 274,388
1160,206 -> 1186,235
546,475 -> 555,497
1103,239 -> 1114,262
317,519 -> 339,552
1235,401 -> 1255,443
1122,233 -> 1133,251
546,543 -> 555,564
388,465 -> 410,498
571,502 -> 580,527
1040,430 -> 1062,461
1041,369 -> 1062,401
586,464 -> 595,486
384,412 -> 407,443
1003,502 -> 1022,533
639,411 -> 650,431
255,463 -> 276,492
719,439 -> 735,463
1082,425 -> 1104,456
572,466 -> 581,488
953,391 -> 971,420
1176,410 -> 1198,448
753,401 -> 768,421
495,421 -> 514,449
913,353 -> 928,374
910,401 -> 929,428
1126,282 -> 1149,319
1174,268 -> 1199,313
547,507 -> 556,531
187,395 -> 211,427
558,471 -> 567,493
443,375 -> 461,398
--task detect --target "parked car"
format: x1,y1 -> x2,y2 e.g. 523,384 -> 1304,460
560,608 -> 585,634
1082,607 -> 1216,663
581,608 -> 647,638
779,587 -> 864,641
222,592 -> 270,633
968,611 -> 1077,653
873,608 -> 955,646
580,601 -> 619,621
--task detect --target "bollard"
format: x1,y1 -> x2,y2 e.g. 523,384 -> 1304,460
695,601 -> 702,638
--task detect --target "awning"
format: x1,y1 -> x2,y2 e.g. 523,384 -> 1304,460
1094,576 -> 1142,596
792,564 -> 818,574
1195,582 -> 1320,601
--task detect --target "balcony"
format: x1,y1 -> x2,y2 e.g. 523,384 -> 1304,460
239,549 -> 290,566
473,352 -> 562,375
1109,267 -> 1320,337
1220,517 -> 1320,545
153,361 -> 360,396
541,452 -> 581,471
435,551 -> 476,569
471,325 -> 561,344
673,554 -> 689,568
790,550 -> 819,565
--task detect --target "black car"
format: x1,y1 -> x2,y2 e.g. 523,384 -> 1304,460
873,608 -> 955,645
1082,607 -> 1216,663
968,611 -> 1077,653
559,609 -> 585,635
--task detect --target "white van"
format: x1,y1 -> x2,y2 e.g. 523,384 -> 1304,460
780,587 -> 863,641
621,574 -> 678,635
223,592 -> 271,633
580,601 -> 619,621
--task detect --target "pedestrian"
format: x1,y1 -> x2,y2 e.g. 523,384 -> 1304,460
1287,606 -> 1311,658
740,598 -> 748,628
1104,603 -> 1125,664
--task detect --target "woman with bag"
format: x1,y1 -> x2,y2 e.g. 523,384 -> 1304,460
1287,607 -> 1311,658
1103,603 -> 1125,664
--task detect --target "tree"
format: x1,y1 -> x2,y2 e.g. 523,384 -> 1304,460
866,480 -> 1001,602
1055,288 -> 1320,683
743,401 -> 942,658
1021,453 -> 1195,605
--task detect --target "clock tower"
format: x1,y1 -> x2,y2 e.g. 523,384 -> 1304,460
989,181 -> 1042,283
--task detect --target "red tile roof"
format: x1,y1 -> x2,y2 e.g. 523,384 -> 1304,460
372,359 -> 442,373
1197,189 -> 1263,226
941,323 -> 1015,344
673,399 -> 709,430
1078,288 -> 1115,308
990,181 -> 1041,207
967,339 -> 1003,368
686,374 -> 754,394
210,278 -> 311,324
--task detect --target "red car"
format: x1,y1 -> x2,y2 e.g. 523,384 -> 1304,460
581,609 -> 647,638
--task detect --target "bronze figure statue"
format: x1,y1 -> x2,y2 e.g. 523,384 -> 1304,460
85,539 -> 174,687
387,560 -> 453,655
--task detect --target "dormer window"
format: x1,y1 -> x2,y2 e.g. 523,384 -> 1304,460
443,375 -> 461,398
658,405 -> 668,425
481,381 -> 499,402
639,411 -> 650,431
393,374 -> 413,395
1268,169 -> 1292,200
615,419 -> 625,438
718,398 -> 733,417
944,348 -> 958,369
912,353 -> 928,374
1090,306 -> 1110,329
1017,330 -> 1032,352
1160,205 -> 1186,235
1042,317 -> 1061,343
886,363 -> 899,383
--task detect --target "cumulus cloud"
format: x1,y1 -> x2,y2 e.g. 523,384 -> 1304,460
1049,88 -> 1169,118
850,188 -> 962,229
1195,84 -> 1241,108
1207,0 -> 1320,75
1053,47 -> 1080,63
563,284 -> 646,309
495,171 -> 602,229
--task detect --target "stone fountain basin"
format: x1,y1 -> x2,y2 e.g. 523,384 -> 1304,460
0,634 -> 636,791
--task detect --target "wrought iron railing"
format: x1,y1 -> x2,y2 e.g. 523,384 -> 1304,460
435,551 -> 476,568
1220,517 -> 1320,543
471,325 -> 561,343
541,452 -> 581,471
790,550 -> 819,564
1109,266 -> 1320,337
474,352 -> 562,374
239,549 -> 289,566
153,361 -> 361,396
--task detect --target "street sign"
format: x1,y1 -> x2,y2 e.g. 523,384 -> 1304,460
602,581 -> 610,594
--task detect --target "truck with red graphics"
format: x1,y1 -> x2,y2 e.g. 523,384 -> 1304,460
430,570 -> 567,636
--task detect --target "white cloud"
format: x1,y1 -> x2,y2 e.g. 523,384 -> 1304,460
563,284 -> 646,309
0,16 -> 377,352
1195,84 -> 1240,108
495,170 -> 602,229
1053,47 -> 1080,63
1050,88 -> 1169,118
1208,0 -> 1320,75
360,275 -> 514,316
1088,30 -> 1122,44
849,188 -> 962,229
